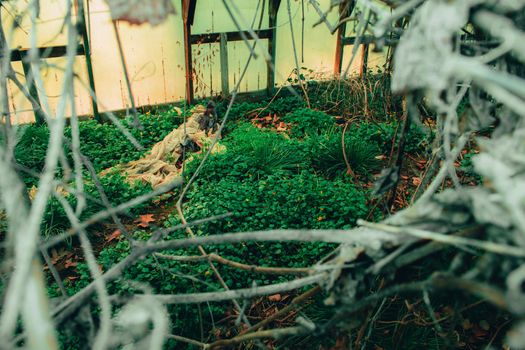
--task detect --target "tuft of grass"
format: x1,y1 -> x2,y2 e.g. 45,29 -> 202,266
190,123 -> 308,181
310,131 -> 382,178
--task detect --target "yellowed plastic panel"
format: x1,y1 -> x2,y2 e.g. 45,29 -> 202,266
367,49 -> 387,73
6,62 -> 34,124
192,0 -> 269,34
1,0 -> 70,49
275,0 -> 339,84
192,42 -> 222,98
37,56 -> 93,116
86,0 -> 185,111
6,56 -> 92,124
3,0 -> 385,124
3,0 -> 186,122
190,0 -> 268,97
228,40 -> 268,93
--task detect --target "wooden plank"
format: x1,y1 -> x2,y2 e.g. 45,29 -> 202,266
182,0 -> 195,104
7,45 -> 85,62
187,0 -> 197,26
360,43 -> 369,76
333,2 -> 349,76
190,29 -> 272,45
219,33 -> 229,96
21,60 -> 46,125
77,0 -> 101,122
267,0 -> 281,94
342,35 -> 398,46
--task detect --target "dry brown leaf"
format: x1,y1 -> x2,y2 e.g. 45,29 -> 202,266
268,294 -> 281,302
105,0 -> 176,26
136,214 -> 155,228
106,229 -> 122,243
64,260 -> 78,269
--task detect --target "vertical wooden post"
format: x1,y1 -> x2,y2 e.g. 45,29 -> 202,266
359,43 -> 369,77
334,3 -> 347,76
77,0 -> 100,121
267,0 -> 281,94
0,11 -> 11,130
219,33 -> 229,96
21,59 -> 46,125
182,0 -> 195,105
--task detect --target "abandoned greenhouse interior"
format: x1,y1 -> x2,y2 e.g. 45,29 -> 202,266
0,0 -> 524,349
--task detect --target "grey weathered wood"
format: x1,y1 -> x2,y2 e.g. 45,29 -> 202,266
219,33 -> 229,96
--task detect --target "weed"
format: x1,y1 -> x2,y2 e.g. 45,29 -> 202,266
309,131 -> 382,178
282,108 -> 335,138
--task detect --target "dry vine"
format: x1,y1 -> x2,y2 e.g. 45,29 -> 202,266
0,0 -> 524,349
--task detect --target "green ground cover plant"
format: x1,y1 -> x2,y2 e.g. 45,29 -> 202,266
11,95 -> 433,349
14,112 -> 182,187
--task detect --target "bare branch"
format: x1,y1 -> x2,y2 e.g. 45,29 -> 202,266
155,252 -> 313,275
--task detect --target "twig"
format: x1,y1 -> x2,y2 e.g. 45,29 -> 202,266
112,21 -> 140,127
0,1 -> 74,342
40,179 -> 182,250
387,95 -> 411,210
40,247 -> 68,297
206,326 -> 306,349
357,220 -> 525,258
155,253 -> 312,275
287,0 -> 311,108
239,286 -> 322,335
167,334 -> 207,348
149,213 -> 233,242
55,194 -> 112,349
120,274 -> 326,305
341,120 -> 356,177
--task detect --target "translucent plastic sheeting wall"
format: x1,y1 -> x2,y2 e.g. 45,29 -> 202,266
2,0 -> 386,124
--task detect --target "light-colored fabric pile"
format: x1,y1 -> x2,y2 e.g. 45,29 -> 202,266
105,105 -> 222,188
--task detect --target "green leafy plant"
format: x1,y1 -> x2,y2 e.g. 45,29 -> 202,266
14,125 -> 50,186
281,108 -> 335,138
42,172 -> 152,234
460,151 -> 482,184
14,111 -> 181,187
346,121 -> 429,155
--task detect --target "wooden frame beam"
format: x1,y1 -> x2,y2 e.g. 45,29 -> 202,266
6,0 -> 102,123
20,60 -> 46,125
267,0 -> 281,94
342,35 -> 398,46
77,0 -> 101,122
184,0 -> 277,101
334,0 -> 355,76
7,45 -> 85,62
182,0 -> 196,105
190,29 -> 272,45
359,43 -> 369,77
333,2 -> 347,76
219,33 -> 229,96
